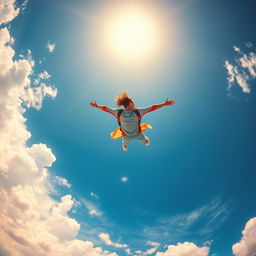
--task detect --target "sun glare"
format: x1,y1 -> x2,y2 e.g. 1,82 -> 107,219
104,9 -> 158,60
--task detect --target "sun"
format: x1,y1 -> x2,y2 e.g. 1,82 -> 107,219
104,9 -> 158,60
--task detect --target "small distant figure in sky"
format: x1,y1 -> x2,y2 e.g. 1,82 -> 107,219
89,91 -> 175,151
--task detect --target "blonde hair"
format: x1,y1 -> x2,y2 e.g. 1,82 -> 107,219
115,91 -> 133,108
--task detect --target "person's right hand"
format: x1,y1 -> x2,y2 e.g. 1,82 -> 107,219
164,98 -> 176,106
89,101 -> 98,108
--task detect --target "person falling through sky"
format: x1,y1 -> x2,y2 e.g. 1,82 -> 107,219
89,91 -> 175,151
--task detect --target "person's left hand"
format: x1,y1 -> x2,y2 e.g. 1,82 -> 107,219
89,101 -> 98,108
164,98 -> 176,106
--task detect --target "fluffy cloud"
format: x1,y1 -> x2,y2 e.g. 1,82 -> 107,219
38,70 -> 51,80
121,176 -> 128,182
224,61 -> 250,93
99,233 -> 128,249
3,2 -> 254,256
0,1 -> 116,256
44,195 -> 80,242
55,176 -> 72,188
232,217 -> 256,256
224,43 -> 256,93
156,242 -> 209,256
0,0 -> 19,25
22,82 -> 57,110
47,41 -> 56,53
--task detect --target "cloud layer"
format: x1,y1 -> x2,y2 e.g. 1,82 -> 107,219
1,1 -> 256,256
0,2 -> 116,256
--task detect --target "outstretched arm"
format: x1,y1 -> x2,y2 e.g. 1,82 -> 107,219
89,101 -> 105,111
152,98 -> 176,110
89,101 -> 119,117
140,98 -> 176,116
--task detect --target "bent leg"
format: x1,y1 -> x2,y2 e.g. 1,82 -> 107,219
137,133 -> 150,146
122,136 -> 130,151
122,136 -> 129,147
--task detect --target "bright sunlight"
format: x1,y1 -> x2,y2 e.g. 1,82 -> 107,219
104,9 -> 159,60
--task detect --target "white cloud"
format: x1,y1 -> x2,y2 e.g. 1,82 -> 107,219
38,70 -> 51,80
224,61 -> 250,93
19,49 -> 35,67
140,197 -> 230,243
26,49 -> 35,67
234,46 -> 241,52
27,143 -> 56,169
89,209 -> 100,215
1,2 -> 247,256
22,82 -> 57,110
143,247 -> 158,255
55,176 -> 72,188
90,191 -> 99,199
0,0 -> 19,25
47,41 -> 56,53
80,198 -> 102,216
34,70 -> 51,85
0,2 -> 117,256
125,248 -> 131,255
155,242 -> 209,256
224,44 -> 256,93
99,233 -> 128,248
44,194 -> 80,242
133,241 -> 160,255
147,241 -> 160,248
203,240 -> 213,247
139,241 -> 160,255
239,52 -> 256,78
232,217 -> 256,256
121,177 -> 128,182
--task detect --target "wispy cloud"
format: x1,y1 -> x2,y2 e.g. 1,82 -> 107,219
55,176 -> 72,188
80,197 -> 103,216
140,197 -> 231,243
134,241 -> 161,255
90,191 -> 100,199
99,232 -> 128,248
224,43 -> 256,94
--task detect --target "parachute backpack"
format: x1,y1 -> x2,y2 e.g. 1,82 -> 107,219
110,109 -> 153,139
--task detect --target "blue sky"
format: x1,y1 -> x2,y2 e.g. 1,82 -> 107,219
1,0 -> 256,255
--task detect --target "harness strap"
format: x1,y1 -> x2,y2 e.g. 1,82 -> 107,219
117,109 -> 126,136
133,109 -> 142,133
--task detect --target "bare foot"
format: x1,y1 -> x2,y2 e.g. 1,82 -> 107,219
122,145 -> 128,151
145,137 -> 150,146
